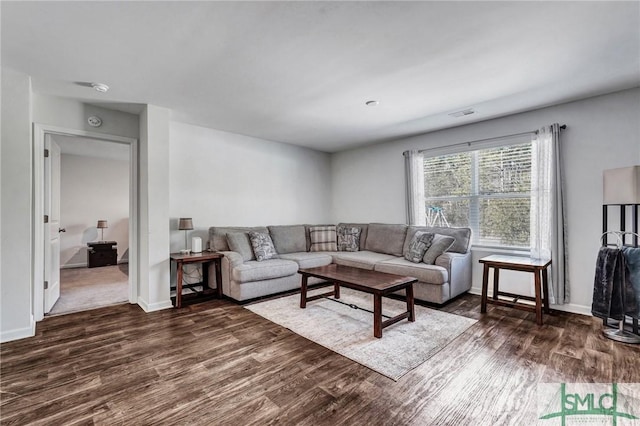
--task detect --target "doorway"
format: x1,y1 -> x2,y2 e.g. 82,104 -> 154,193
47,134 -> 131,315
33,124 -> 138,322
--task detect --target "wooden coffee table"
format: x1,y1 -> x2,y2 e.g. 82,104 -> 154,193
298,264 -> 417,338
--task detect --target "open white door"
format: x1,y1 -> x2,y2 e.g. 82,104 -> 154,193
44,135 -> 61,313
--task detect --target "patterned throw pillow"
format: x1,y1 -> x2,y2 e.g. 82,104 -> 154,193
404,231 -> 435,263
337,226 -> 361,252
309,226 -> 337,252
248,231 -> 278,261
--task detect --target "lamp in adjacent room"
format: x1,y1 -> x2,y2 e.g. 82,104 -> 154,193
97,220 -> 108,242
178,218 -> 194,254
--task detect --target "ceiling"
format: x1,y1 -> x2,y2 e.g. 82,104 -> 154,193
2,2 -> 639,153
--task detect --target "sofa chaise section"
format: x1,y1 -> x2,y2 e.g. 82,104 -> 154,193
374,225 -> 472,304
209,225 -> 329,301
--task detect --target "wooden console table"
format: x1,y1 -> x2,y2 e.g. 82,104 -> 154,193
479,254 -> 551,325
170,251 -> 224,308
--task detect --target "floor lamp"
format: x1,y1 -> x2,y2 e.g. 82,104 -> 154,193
602,166 -> 640,344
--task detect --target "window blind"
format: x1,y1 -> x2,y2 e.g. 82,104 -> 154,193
424,142 -> 532,248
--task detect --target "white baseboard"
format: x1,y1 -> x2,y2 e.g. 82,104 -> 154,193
137,297 -> 173,313
468,288 -> 592,317
0,315 -> 36,343
61,263 -> 86,269
549,303 -> 592,317
61,260 -> 129,269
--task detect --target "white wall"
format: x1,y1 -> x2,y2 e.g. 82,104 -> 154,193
138,105 -> 172,312
331,88 -> 640,314
168,121 -> 333,251
1,68 -> 34,342
33,93 -> 139,139
60,154 -> 129,267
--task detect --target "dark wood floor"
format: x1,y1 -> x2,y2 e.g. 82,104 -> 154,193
1,293 -> 639,425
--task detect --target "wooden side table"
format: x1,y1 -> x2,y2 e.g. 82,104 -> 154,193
479,254 -> 552,325
170,251 -> 224,308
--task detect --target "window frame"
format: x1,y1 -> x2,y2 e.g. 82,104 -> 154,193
422,134 -> 534,250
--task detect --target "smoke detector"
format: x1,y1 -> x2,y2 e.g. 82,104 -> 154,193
448,108 -> 475,118
91,83 -> 109,93
87,116 -> 102,127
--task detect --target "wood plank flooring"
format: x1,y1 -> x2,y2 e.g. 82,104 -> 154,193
1,294 -> 639,425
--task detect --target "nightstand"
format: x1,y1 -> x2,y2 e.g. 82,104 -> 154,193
170,251 -> 224,308
87,241 -> 118,268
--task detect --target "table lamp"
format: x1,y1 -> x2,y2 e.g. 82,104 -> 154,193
97,220 -> 108,242
178,218 -> 194,254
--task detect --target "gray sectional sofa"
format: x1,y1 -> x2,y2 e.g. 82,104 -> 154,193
208,223 -> 472,304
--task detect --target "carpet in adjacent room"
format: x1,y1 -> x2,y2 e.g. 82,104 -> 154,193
49,264 -> 129,315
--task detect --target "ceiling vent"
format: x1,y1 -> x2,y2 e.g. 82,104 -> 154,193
448,108 -> 475,118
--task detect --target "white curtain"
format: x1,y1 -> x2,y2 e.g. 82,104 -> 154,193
404,150 -> 425,225
530,124 -> 568,304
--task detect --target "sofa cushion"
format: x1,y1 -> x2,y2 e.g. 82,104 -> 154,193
304,224 -> 334,251
279,252 -> 334,269
429,226 -> 471,254
404,231 -> 435,263
403,226 -> 471,255
308,225 -> 337,252
268,225 -> 307,254
337,226 -> 361,252
248,232 -> 279,261
231,259 -> 299,283
226,232 -> 255,262
332,251 -> 397,270
364,223 -> 408,256
375,258 -> 448,285
423,234 -> 455,264
209,226 -> 268,251
337,223 -> 368,250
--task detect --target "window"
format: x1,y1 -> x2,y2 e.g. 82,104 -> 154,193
423,142 -> 532,248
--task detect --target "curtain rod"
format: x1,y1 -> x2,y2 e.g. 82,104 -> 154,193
416,124 -> 567,154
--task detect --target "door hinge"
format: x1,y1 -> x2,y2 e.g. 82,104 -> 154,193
44,215 -> 49,223
44,280 -> 49,290
44,149 -> 49,158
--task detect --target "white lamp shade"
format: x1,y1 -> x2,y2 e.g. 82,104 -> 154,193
603,166 -> 640,204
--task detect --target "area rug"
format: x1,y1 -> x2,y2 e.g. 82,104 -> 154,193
245,288 -> 477,380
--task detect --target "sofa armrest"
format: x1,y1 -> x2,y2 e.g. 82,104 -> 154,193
220,250 -> 244,268
435,252 -> 472,298
208,250 -> 244,295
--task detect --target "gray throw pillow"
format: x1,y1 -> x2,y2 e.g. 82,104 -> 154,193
248,232 -> 278,261
226,232 -> 255,262
404,231 -> 435,263
423,234 -> 455,264
337,226 -> 361,252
